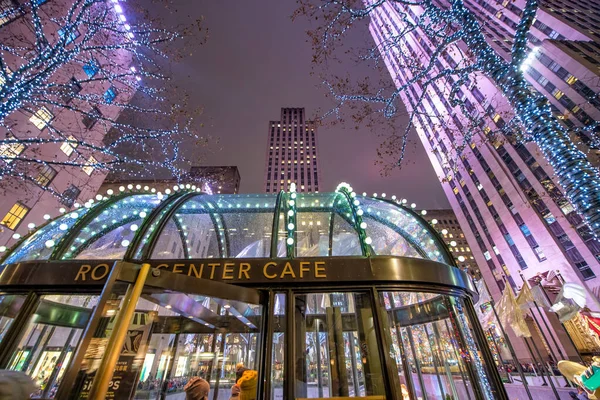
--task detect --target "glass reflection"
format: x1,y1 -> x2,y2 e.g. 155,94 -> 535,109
3,211 -> 88,264
295,192 -> 361,257
379,291 -> 495,400
359,197 -> 449,263
72,288 -> 263,400
8,295 -> 97,399
294,292 -> 386,398
63,195 -> 161,260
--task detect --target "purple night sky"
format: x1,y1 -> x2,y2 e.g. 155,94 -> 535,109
159,0 -> 449,210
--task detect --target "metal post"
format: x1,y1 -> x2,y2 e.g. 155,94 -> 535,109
406,326 -> 428,400
86,262 -> 151,400
259,290 -> 274,400
285,289 -> 295,400
212,306 -> 226,400
424,323 -> 446,399
386,292 -> 418,400
542,273 -> 583,363
527,335 -> 560,399
489,301 -> 533,400
461,297 -> 509,399
20,325 -> 48,372
431,321 -> 461,400
442,319 -> 473,400
517,271 -> 566,365
55,261 -> 124,400
160,332 -> 180,400
348,331 -> 361,396
315,320 -> 323,398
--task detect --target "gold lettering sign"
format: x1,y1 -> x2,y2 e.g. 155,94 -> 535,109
74,260 -> 329,282
75,263 -> 110,281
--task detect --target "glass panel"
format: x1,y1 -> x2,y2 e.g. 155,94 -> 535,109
8,295 -> 98,399
151,218 -> 185,259
214,194 -> 276,258
296,192 -> 361,257
0,294 -> 26,344
75,220 -> 142,260
379,291 -> 496,400
62,195 -> 161,260
272,293 -> 285,399
295,292 -> 386,398
71,285 -> 263,400
359,196 -> 449,263
3,211 -> 88,263
133,195 -> 181,259
362,216 -> 423,259
331,214 -> 362,257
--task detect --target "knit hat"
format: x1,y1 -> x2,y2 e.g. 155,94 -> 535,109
184,377 -> 210,400
236,370 -> 258,400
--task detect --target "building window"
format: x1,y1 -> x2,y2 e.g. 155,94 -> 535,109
0,134 -> 25,163
58,27 -> 80,44
0,66 -> 11,88
575,261 -> 596,280
83,58 -> 99,78
1,202 -> 29,230
29,107 -> 54,130
552,89 -> 564,100
0,0 -> 21,27
61,185 -> 80,207
566,75 -> 578,85
60,135 -> 78,156
35,164 -> 57,187
82,156 -> 97,175
103,86 -> 117,104
82,107 -> 102,129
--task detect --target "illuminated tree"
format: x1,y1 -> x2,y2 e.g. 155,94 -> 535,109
0,0 -> 205,201
300,0 -> 600,237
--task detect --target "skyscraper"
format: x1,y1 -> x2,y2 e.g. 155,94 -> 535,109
264,108 -> 320,193
421,209 -> 481,279
367,0 -> 600,358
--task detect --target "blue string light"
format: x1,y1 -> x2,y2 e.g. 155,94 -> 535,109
307,0 -> 600,237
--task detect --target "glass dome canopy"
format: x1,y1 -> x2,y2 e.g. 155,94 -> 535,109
0,187 -> 454,266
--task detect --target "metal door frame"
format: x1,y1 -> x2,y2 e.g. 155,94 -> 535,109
54,261 -> 267,400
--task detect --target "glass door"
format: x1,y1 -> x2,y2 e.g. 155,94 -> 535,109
70,268 -> 265,400
378,291 -> 497,400
293,291 -> 386,399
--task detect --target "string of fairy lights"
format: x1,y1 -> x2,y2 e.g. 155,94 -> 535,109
315,0 -> 600,240
0,181 -> 463,271
0,0 -> 196,204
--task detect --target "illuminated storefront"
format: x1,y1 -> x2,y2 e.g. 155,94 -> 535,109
0,183 -> 507,399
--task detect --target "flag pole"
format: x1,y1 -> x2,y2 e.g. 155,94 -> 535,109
552,271 -> 586,363
481,279 -> 533,400
518,270 -> 572,388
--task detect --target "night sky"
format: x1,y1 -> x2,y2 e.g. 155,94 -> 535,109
157,0 -> 449,210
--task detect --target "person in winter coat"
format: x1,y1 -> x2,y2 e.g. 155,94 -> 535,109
230,369 -> 257,400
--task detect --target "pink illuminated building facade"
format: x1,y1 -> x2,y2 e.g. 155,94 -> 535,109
0,0 -> 136,248
368,0 -> 600,358
264,108 -> 321,193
